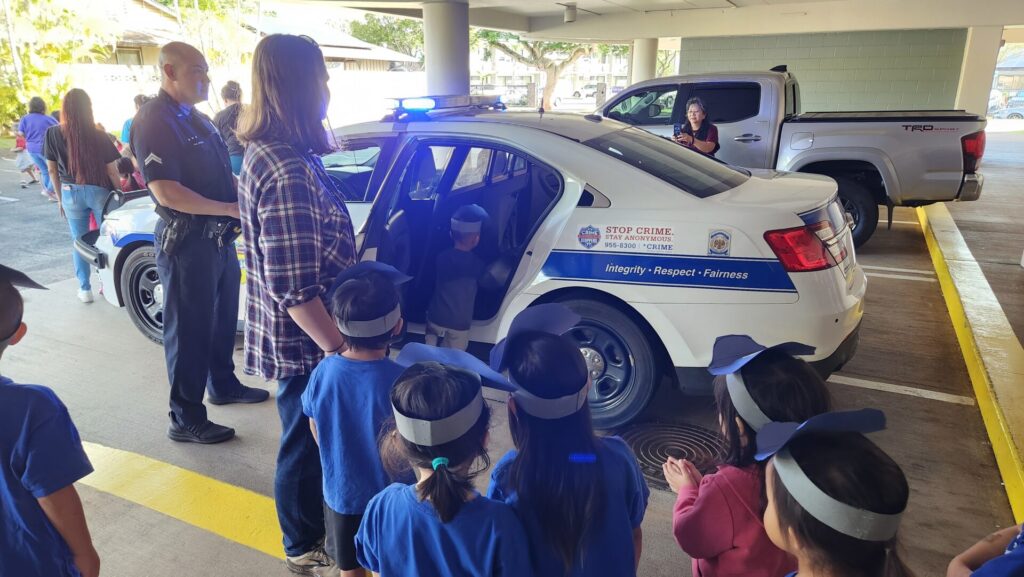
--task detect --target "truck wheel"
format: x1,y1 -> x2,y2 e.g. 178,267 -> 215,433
120,246 -> 164,344
835,178 -> 878,247
559,299 -> 658,430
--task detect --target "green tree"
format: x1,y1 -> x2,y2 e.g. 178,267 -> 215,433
0,0 -> 119,127
348,13 -> 424,69
657,50 -> 679,78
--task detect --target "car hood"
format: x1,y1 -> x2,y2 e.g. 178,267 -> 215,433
711,170 -> 838,214
108,196 -> 155,219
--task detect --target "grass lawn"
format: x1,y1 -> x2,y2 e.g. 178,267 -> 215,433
0,136 -> 14,150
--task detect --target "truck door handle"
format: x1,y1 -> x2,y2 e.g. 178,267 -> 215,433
733,134 -> 762,143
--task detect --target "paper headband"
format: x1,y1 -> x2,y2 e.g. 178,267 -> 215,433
326,261 -> 411,338
450,204 -> 488,234
725,373 -> 772,432
450,218 -> 482,234
757,409 -> 902,542
337,304 -> 401,338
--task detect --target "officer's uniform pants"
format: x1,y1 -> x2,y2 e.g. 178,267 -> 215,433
156,222 -> 243,426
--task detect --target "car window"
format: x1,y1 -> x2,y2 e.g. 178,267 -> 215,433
608,85 -> 678,126
401,145 -> 455,200
323,144 -> 382,202
687,82 -> 761,124
452,147 -> 492,191
583,127 -> 749,198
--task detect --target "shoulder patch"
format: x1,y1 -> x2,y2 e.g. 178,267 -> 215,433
144,153 -> 163,166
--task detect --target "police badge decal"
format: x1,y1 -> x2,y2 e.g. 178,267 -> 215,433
578,225 -> 601,249
708,229 -> 731,256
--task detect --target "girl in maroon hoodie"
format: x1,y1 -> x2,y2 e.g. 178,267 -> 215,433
662,336 -> 831,577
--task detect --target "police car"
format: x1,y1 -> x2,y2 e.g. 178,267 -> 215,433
79,96 -> 865,429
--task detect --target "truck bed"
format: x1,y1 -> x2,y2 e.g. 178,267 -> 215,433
789,110 -> 982,123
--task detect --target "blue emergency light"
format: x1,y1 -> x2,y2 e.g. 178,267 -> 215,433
385,94 -> 506,121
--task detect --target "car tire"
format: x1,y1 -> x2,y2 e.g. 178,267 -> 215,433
573,91 -> 581,98
558,298 -> 658,430
1009,113 -> 1023,120
834,177 -> 878,247
120,246 -> 164,344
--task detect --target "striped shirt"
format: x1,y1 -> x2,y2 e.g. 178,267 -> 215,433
238,140 -> 356,380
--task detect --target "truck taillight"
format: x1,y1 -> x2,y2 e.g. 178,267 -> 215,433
764,224 -> 835,272
961,130 -> 985,173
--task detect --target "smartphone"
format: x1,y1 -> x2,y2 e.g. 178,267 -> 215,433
673,123 -> 683,137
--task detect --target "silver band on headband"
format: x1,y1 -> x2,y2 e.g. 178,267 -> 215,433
512,380 -> 591,420
393,388 -> 484,447
337,304 -> 401,338
726,372 -> 772,432
451,219 -> 482,234
774,448 -> 904,541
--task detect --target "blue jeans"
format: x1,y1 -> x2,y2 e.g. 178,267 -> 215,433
275,373 -> 326,556
29,152 -> 52,193
61,183 -> 108,290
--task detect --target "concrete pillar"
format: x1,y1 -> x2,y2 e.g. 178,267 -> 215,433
955,26 -> 1003,115
423,0 -> 470,96
630,38 -> 658,84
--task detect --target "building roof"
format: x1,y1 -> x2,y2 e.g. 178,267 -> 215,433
249,14 -> 418,63
998,53 -> 1024,71
115,0 -> 183,47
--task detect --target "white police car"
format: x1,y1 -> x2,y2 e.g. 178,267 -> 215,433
79,96 -> 865,429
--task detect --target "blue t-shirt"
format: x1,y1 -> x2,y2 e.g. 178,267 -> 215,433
120,118 -> 133,145
0,376 -> 94,577
18,113 -> 58,154
486,435 -> 650,577
973,525 -> 1024,576
301,355 -> 404,514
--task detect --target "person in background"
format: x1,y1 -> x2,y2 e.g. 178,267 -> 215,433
0,263 -> 101,577
52,110 -> 61,123
116,157 -> 145,191
12,133 -> 40,188
948,523 -> 1024,576
236,34 -> 355,575
673,97 -> 720,156
44,89 -> 123,303
17,96 -> 59,201
214,81 -> 245,175
120,94 -> 148,146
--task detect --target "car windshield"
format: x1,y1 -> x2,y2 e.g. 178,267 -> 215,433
582,127 -> 749,198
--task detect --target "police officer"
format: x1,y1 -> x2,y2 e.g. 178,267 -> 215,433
131,42 -> 269,444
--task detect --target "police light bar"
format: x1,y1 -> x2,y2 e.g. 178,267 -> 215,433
387,94 -> 505,115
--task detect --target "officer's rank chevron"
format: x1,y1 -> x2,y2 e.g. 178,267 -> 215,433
144,153 -> 163,166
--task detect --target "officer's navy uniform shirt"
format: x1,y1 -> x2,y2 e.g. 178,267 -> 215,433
301,355 -> 405,514
355,483 -> 534,577
130,89 -> 236,205
487,435 -> 651,577
0,376 -> 94,577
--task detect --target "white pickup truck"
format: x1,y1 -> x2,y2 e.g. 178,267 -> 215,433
601,66 -> 987,246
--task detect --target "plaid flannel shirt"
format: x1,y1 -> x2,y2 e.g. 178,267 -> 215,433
238,141 -> 356,380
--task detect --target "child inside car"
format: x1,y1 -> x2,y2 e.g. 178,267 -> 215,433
425,204 -> 489,351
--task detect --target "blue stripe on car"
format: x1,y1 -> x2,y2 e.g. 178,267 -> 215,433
113,232 -> 156,247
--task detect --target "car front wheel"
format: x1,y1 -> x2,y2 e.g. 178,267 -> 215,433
559,299 -> 658,430
120,246 -> 164,344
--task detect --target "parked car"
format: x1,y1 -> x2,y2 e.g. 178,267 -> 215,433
993,107 -> 1024,120
601,67 -> 987,246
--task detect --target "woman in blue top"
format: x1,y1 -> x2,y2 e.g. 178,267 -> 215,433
17,96 -> 59,200
486,304 -> 651,577
356,359 -> 533,577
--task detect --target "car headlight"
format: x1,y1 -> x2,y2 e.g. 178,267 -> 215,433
99,218 -> 122,238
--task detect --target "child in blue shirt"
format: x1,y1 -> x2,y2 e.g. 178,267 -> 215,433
426,204 -> 489,351
0,263 -> 99,577
355,352 -> 534,577
302,262 -> 410,577
486,304 -> 651,577
948,523 -> 1024,577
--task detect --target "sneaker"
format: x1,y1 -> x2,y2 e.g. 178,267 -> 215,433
208,385 -> 270,406
285,544 -> 337,576
77,290 -> 94,303
167,413 -> 235,444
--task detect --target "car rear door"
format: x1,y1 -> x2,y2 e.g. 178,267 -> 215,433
677,81 -> 774,168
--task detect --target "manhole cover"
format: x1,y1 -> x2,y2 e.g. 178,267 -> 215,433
619,422 -> 726,492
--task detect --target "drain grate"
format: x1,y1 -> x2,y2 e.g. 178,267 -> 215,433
619,422 -> 726,492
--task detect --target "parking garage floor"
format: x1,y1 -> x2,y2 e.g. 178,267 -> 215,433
2,137 -> 1021,577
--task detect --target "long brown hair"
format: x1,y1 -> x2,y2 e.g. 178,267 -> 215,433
236,34 -> 332,155
60,89 -> 108,186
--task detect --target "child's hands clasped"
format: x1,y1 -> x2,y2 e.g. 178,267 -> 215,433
662,457 -> 703,494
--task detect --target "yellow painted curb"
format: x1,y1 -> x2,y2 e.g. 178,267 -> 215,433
917,206 -> 1024,522
80,442 -> 284,559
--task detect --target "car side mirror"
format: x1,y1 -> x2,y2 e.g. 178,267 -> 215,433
647,104 -> 662,118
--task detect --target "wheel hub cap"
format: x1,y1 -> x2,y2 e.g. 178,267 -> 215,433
580,346 -> 606,380
153,284 -> 164,308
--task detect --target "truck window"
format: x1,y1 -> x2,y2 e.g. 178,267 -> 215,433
688,83 -> 761,124
607,85 -> 679,126
785,82 -> 798,117
582,127 -> 749,198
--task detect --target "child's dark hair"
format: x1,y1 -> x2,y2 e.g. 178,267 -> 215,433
28,97 -> 46,114
0,282 -> 23,346
714,349 -> 832,467
505,331 -> 605,574
329,272 -> 399,350
381,363 -> 491,523
770,433 -> 914,577
115,156 -> 134,176
221,81 -> 242,102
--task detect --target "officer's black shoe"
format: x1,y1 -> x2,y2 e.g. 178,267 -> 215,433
167,414 -> 236,444
207,385 -> 271,406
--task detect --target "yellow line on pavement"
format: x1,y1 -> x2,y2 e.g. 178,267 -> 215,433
917,206 -> 1024,522
79,442 -> 284,559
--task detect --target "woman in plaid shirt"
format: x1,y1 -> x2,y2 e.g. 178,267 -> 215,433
236,34 -> 355,576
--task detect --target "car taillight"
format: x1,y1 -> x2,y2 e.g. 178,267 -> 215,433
764,225 -> 833,272
961,130 -> 986,173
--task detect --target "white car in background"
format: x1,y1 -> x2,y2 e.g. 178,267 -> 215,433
79,97 -> 865,429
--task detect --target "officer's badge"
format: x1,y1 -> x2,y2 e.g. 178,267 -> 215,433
144,153 -> 163,166
578,225 -> 601,249
708,229 -> 731,256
